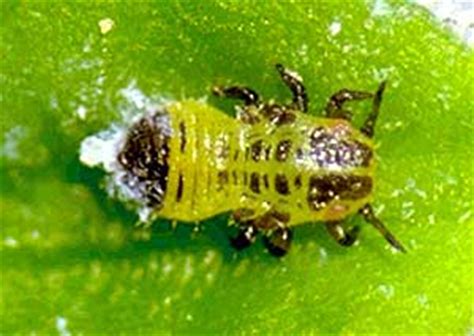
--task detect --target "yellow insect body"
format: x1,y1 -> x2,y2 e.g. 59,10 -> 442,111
82,64 -> 405,256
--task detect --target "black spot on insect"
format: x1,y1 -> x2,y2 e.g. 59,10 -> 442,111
294,175 -> 302,189
176,173 -> 184,202
250,139 -> 272,162
250,140 -> 263,162
263,174 -> 270,189
179,121 -> 186,153
275,174 -> 290,195
307,175 -> 373,211
275,139 -> 292,162
250,172 -> 260,194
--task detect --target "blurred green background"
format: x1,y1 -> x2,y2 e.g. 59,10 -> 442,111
1,1 -> 472,334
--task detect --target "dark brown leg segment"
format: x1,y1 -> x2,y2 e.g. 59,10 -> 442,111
275,63 -> 308,112
263,227 -> 293,257
325,88 -> 374,121
231,208 -> 293,257
325,221 -> 360,247
230,222 -> 257,250
212,86 -> 260,106
360,81 -> 386,138
359,203 -> 406,253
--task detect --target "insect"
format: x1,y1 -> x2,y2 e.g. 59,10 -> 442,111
99,64 -> 406,257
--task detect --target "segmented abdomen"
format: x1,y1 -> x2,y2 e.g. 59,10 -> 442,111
158,101 -> 243,221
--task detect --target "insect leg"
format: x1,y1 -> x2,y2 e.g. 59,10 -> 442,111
325,221 -> 360,247
275,63 -> 308,112
359,203 -> 406,253
360,81 -> 387,138
324,88 -> 374,120
212,86 -> 260,106
230,222 -> 257,250
263,227 -> 293,257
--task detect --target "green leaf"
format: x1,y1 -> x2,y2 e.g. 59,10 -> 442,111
1,1 -> 472,334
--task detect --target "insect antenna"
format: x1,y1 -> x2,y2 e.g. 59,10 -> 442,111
359,204 -> 407,253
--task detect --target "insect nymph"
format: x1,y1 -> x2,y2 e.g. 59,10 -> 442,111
88,64 -> 405,257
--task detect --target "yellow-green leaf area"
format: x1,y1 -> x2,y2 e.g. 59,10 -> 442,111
1,1 -> 472,334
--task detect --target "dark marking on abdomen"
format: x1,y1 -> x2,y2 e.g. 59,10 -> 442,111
250,140 -> 262,161
275,174 -> 290,195
294,175 -> 302,189
250,140 -> 271,162
275,139 -> 292,162
176,173 -> 184,202
179,121 -> 186,153
250,172 -> 260,194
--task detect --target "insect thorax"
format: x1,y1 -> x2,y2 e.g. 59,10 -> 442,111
233,112 -> 375,224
